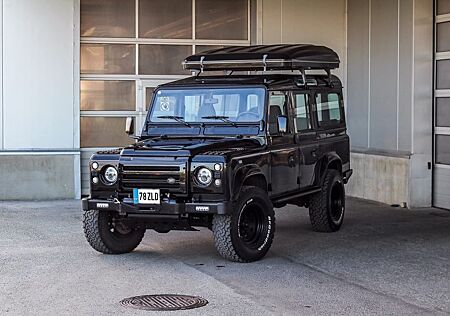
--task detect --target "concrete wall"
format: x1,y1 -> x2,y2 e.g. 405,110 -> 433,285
346,0 -> 433,207
0,155 -> 76,200
0,0 -> 80,199
347,152 -> 409,206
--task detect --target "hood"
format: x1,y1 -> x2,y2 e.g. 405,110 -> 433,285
120,137 -> 265,157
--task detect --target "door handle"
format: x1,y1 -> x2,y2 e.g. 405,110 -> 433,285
311,149 -> 319,158
288,155 -> 296,167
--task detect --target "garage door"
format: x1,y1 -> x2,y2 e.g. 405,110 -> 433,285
434,0 -> 450,208
79,0 -> 252,195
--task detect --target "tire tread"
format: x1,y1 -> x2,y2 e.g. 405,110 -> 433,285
83,210 -> 144,254
309,170 -> 343,232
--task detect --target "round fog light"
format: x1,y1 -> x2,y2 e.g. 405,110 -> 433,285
214,163 -> 222,171
92,177 -> 99,184
214,179 -> 221,186
92,162 -> 99,170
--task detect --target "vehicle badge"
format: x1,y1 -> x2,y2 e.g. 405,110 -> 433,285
167,177 -> 176,185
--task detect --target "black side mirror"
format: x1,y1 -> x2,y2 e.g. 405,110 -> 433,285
277,115 -> 288,134
125,117 -> 134,135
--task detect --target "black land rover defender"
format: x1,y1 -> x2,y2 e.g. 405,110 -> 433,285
82,44 -> 352,262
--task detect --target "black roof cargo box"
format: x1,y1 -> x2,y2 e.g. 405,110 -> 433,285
183,44 -> 340,72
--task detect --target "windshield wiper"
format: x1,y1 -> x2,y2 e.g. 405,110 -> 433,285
156,115 -> 191,127
201,116 -> 237,127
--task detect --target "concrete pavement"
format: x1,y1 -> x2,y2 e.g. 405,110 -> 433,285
0,198 -> 449,315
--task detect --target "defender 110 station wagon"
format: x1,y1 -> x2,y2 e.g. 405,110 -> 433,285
82,44 -> 353,262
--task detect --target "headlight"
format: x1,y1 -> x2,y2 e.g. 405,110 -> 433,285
196,167 -> 212,186
103,166 -> 118,184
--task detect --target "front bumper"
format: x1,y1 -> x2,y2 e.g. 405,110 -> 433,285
82,197 -> 232,215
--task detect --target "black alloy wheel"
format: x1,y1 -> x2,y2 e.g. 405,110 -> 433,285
212,186 -> 275,262
309,169 -> 346,232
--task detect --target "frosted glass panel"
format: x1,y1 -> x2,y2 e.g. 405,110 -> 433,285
81,81 -> 135,111
81,117 -> 132,147
80,44 -> 135,74
81,0 -> 135,37
139,45 -> 191,75
196,0 -> 248,40
436,135 -> 450,165
437,22 -> 450,53
436,98 -> 450,127
438,0 -> 450,15
437,60 -> 450,90
139,0 -> 192,39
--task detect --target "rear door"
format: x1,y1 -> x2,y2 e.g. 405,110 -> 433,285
314,91 -> 350,168
291,92 -> 320,188
268,91 -> 300,196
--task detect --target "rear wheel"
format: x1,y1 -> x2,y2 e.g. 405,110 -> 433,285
212,186 -> 275,262
83,210 -> 145,254
309,169 -> 345,232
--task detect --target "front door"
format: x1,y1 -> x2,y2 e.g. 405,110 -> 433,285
291,92 -> 319,188
268,91 -> 300,196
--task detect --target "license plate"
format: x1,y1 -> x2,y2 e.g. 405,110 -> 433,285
133,188 -> 160,204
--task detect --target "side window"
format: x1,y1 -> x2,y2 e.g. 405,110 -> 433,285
268,92 -> 286,134
316,93 -> 343,127
293,94 -> 311,132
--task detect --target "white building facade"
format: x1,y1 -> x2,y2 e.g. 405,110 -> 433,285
0,0 -> 448,210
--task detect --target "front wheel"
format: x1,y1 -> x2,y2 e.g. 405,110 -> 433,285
83,210 -> 145,254
309,169 -> 346,232
212,186 -> 275,262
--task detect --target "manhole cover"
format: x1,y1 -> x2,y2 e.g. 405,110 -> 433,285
120,294 -> 208,311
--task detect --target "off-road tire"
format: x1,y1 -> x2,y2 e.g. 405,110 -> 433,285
83,210 -> 145,254
309,169 -> 345,232
212,186 -> 275,262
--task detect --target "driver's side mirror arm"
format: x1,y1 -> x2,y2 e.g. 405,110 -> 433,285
125,116 -> 139,139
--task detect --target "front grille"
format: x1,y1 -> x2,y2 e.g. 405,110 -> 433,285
120,164 -> 186,193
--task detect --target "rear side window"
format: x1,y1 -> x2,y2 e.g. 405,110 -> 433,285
316,93 -> 343,127
293,94 -> 311,131
268,93 -> 287,134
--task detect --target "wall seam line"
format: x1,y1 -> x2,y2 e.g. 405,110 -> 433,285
1,0 -> 3,150
411,0 -> 415,154
397,0 -> 400,150
368,0 -> 372,148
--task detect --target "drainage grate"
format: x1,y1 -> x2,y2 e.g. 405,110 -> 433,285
120,294 -> 208,311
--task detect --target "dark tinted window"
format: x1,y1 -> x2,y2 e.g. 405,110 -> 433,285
268,93 -> 286,134
316,93 -> 343,128
293,94 -> 311,131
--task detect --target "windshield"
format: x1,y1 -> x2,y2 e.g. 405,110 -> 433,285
149,87 -> 266,124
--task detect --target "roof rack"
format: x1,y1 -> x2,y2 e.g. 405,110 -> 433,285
182,44 -> 340,73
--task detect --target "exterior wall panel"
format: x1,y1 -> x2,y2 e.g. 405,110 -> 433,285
369,0 -> 399,151
346,0 -> 433,207
398,0 -> 414,151
2,0 -> 75,149
259,0 -> 346,81
347,0 -> 370,148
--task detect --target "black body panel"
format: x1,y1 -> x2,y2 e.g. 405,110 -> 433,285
84,71 -> 351,222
